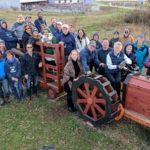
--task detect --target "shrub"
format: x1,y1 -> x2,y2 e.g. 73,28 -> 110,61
124,9 -> 150,26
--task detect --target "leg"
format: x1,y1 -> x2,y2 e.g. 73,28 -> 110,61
9,80 -> 19,99
106,73 -> 116,89
114,72 -> 121,100
26,78 -> 31,98
32,75 -> 38,95
17,80 -> 23,99
2,79 -> 10,98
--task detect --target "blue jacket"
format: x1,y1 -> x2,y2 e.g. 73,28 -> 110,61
133,41 -> 149,70
5,57 -> 21,79
54,30 -> 63,41
49,25 -> 57,35
59,32 -> 76,56
0,58 -> 6,79
0,28 -> 18,49
80,48 -> 100,72
34,18 -> 46,32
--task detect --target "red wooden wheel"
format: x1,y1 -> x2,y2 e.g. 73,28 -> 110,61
76,82 -> 106,121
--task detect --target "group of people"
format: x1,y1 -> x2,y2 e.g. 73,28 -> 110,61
0,12 -> 150,113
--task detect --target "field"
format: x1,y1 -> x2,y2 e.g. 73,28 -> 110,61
0,7 -> 150,150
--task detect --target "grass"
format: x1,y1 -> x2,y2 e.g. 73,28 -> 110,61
0,7 -> 150,150
0,93 -> 149,150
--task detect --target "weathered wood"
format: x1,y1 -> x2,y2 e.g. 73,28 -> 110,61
125,75 -> 150,119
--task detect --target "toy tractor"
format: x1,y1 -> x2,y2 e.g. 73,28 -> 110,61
72,67 -> 150,127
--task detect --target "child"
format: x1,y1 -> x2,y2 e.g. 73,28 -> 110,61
5,50 -> 23,100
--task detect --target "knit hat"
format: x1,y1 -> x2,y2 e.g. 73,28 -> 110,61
93,32 -> 99,38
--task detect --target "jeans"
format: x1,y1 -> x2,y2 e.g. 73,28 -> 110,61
26,75 -> 38,97
106,72 -> 121,99
9,79 -> 23,99
0,79 -> 9,97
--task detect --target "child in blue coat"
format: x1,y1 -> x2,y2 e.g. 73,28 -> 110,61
5,50 -> 23,100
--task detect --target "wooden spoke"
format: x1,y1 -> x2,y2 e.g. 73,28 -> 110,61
77,99 -> 87,104
95,98 -> 106,105
94,104 -> 105,116
91,86 -> 98,97
91,106 -> 97,120
84,104 -> 90,114
84,83 -> 90,96
77,88 -> 87,98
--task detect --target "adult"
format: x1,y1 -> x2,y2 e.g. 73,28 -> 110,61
59,24 -> 76,60
132,34 -> 149,71
80,40 -> 100,74
92,32 -> 102,50
25,15 -> 35,29
54,21 -> 63,41
62,50 -> 83,112
97,38 -> 113,76
0,20 -> 18,49
109,31 -> 120,48
22,25 -> 32,47
120,28 -> 134,47
49,17 -> 57,35
34,12 -> 47,32
20,43 -> 42,99
11,14 -> 25,40
106,42 -> 131,99
75,28 -> 89,52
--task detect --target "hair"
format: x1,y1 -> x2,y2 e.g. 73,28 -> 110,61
114,41 -> 123,49
24,25 -> 31,31
124,43 -> 134,54
102,38 -> 109,41
6,50 -> 14,56
114,31 -> 119,35
68,49 -> 80,61
77,28 -> 86,39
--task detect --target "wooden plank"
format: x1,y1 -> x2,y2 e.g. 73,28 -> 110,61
124,109 -> 150,128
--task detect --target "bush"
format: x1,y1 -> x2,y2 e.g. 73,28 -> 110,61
124,9 -> 150,26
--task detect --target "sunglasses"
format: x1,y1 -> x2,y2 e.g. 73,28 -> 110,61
27,46 -> 33,48
26,27 -> 31,30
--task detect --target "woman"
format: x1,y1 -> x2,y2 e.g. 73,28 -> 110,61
75,29 -> 89,52
62,50 -> 83,112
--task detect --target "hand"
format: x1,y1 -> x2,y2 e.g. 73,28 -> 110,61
74,77 -> 79,81
59,41 -> 64,45
38,62 -> 42,68
99,63 -> 105,67
25,74 -> 28,79
86,71 -> 92,75
11,77 -> 16,81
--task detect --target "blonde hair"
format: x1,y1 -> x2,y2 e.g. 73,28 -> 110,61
114,41 -> 123,49
68,49 -> 80,61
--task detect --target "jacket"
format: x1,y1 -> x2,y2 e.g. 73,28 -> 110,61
34,18 -> 46,32
11,22 -> 25,40
0,28 -> 18,49
59,32 -> 76,56
49,24 -> 57,35
109,38 -> 119,48
5,57 -> 21,79
75,36 -> 89,52
145,58 -> 150,75
133,41 -> 149,70
22,31 -> 32,46
80,48 -> 100,72
0,58 -> 5,79
20,53 -> 40,76
62,58 -> 83,89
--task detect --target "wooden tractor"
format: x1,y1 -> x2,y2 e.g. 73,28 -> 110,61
72,70 -> 150,127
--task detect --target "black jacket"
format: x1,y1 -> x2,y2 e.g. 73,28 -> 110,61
22,31 -> 32,46
20,53 -> 40,76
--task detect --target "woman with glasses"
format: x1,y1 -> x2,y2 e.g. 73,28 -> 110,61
20,43 -> 42,99
22,25 -> 32,47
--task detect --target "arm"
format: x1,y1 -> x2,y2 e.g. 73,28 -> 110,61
15,60 -> 21,78
106,54 -> 118,70
80,52 -> 90,72
124,54 -> 132,65
4,63 -> 12,79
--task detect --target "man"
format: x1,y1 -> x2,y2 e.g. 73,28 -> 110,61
54,21 -> 63,41
34,12 -> 46,32
97,38 -> 113,76
20,43 -> 42,99
0,20 -> 18,49
106,41 -> 131,99
59,24 -> 76,61
120,28 -> 134,47
80,40 -> 100,74
132,34 -> 149,71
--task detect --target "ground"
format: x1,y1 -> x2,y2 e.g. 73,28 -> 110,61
0,6 -> 150,150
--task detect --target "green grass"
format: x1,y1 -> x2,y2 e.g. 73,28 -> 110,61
0,93 -> 149,150
0,7 -> 150,150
